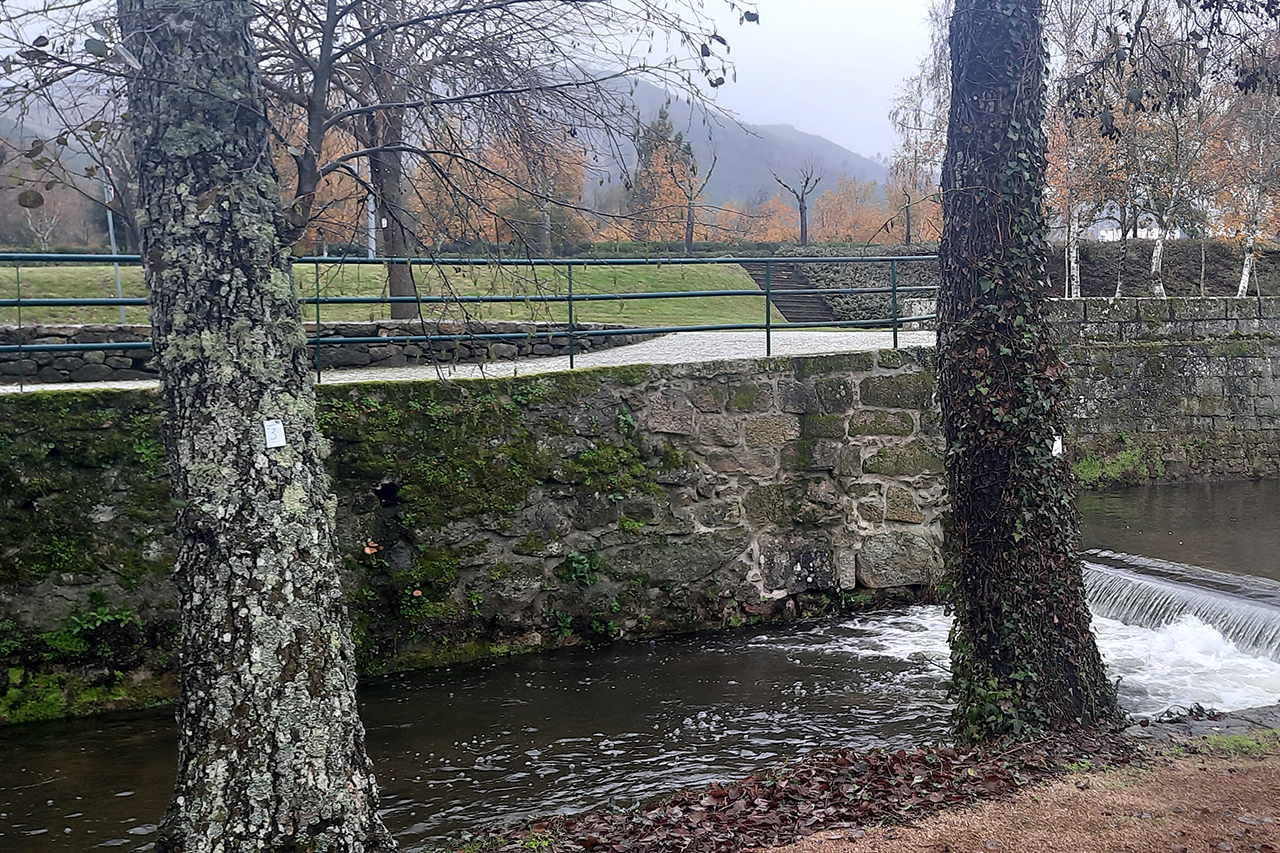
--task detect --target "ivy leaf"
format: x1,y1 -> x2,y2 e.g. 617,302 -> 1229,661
17,189 -> 45,209
85,38 -> 109,58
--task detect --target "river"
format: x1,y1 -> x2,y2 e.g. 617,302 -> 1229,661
2,481 -> 1279,851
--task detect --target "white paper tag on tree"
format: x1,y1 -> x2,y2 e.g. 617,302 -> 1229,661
1052,435 -> 1064,457
264,420 -> 286,448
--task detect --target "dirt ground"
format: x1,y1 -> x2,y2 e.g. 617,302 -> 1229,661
774,751 -> 1280,853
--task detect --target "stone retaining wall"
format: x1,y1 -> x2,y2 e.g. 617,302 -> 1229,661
0,350 -> 945,721
5,297 -> 1280,722
0,320 -> 656,384
1046,297 -> 1280,486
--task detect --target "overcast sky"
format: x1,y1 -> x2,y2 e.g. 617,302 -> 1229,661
704,0 -> 936,160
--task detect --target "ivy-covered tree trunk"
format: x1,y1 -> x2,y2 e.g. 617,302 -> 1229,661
937,0 -> 1121,741
119,2 -> 398,850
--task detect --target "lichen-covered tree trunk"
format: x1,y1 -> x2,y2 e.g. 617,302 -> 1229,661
118,2 -> 398,850
937,0 -> 1120,741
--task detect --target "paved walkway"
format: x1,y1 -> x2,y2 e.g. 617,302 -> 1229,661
0,330 -> 936,395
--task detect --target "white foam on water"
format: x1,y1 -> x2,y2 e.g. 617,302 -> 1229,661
1094,613 -> 1280,717
807,606 -> 1280,718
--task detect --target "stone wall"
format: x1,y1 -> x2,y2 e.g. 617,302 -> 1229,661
0,320 -> 657,384
1045,297 -> 1280,486
7,296 -> 1280,722
0,350 -> 944,722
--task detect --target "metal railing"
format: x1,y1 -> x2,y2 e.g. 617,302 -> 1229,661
0,252 -> 938,385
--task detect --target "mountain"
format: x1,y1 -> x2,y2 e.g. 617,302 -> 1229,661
623,78 -> 887,206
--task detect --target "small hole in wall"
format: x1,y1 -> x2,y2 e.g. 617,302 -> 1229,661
373,481 -> 400,508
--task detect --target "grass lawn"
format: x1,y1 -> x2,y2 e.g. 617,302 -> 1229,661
1,260 -> 785,328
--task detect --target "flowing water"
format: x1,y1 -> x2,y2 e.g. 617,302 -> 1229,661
3,481 -> 1280,851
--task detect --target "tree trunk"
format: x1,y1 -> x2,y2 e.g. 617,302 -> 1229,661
799,198 -> 809,247
1115,226 -> 1128,298
904,190 -> 914,245
938,0 -> 1120,741
1239,224 -> 1258,299
684,198 -> 696,256
1150,231 -> 1167,299
1068,206 -> 1081,299
1200,239 -> 1207,297
367,117 -> 420,319
119,2 -> 398,850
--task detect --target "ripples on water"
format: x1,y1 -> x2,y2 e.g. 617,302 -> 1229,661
4,607 -> 1278,852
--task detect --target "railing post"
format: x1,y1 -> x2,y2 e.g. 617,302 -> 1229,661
891,259 -> 899,350
314,260 -> 323,384
567,263 -> 575,370
765,259 -> 772,357
15,264 -> 24,392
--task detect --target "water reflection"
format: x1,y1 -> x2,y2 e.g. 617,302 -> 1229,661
1079,480 -> 1280,582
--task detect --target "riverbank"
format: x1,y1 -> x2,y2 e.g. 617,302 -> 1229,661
466,705 -> 1280,853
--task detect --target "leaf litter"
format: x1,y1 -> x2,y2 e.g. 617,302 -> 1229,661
466,734 -> 1140,853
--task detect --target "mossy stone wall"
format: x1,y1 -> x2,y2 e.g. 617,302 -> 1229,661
7,303 -> 1279,724
0,350 -> 945,723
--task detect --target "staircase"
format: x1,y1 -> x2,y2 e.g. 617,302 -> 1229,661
740,263 -> 836,324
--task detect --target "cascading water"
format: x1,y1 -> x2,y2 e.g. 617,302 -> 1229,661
1084,550 -> 1280,663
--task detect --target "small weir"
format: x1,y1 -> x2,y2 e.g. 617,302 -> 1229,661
1084,550 -> 1280,663
2,482 -> 1279,851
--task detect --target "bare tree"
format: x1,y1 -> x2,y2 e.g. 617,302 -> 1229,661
254,0 -> 757,315
772,155 -> 823,247
668,146 -> 715,255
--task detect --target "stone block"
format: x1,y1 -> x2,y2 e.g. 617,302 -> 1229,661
104,356 -> 134,369
704,449 -> 778,477
744,414 -> 801,447
1044,299 -> 1085,323
81,350 -> 106,365
648,394 -> 696,435
809,440 -> 843,471
726,382 -> 774,413
884,486 -> 925,523
687,385 -> 727,414
835,445 -> 863,477
857,531 -> 940,588
607,530 -> 751,586
861,440 -> 944,477
847,410 -> 915,437
1085,298 -> 1138,323
1227,298 -> 1261,321
1194,320 -> 1235,338
71,364 -> 114,382
859,371 -> 934,410
36,366 -> 66,383
856,498 -> 885,525
815,377 -> 856,414
777,379 -> 820,414
799,413 -> 847,439
1081,322 -> 1121,341
692,501 -> 741,529
786,477 -> 842,526
743,484 -> 788,525
759,533 -> 836,594
700,416 -> 742,447
794,351 -> 875,376
51,356 -> 85,371
323,346 -> 373,367
1134,299 -> 1172,326
0,359 -> 38,376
